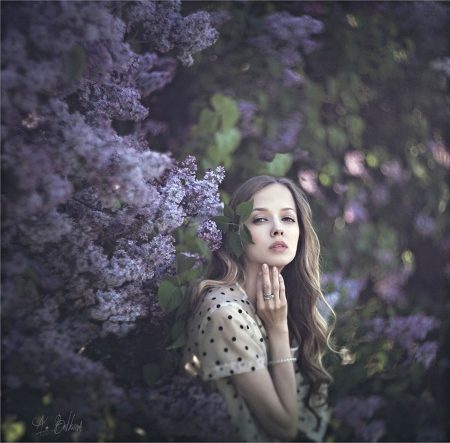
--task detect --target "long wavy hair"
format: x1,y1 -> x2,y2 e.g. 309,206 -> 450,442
189,175 -> 335,425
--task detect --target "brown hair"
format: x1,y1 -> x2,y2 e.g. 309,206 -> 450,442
189,175 -> 335,425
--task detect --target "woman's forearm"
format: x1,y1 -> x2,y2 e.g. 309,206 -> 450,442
267,327 -> 298,435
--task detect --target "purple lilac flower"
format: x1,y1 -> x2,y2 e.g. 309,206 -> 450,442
281,69 -> 305,87
2,2 -> 220,439
431,57 -> 450,78
321,272 -> 366,311
144,376 -> 233,441
238,101 -> 260,137
345,150 -> 367,177
428,141 -> 450,169
371,184 -> 391,206
298,170 -> 319,195
373,265 -> 413,303
120,1 -> 219,67
365,314 -> 440,368
333,396 -> 387,442
251,12 -> 324,69
410,341 -> 439,369
261,113 -> 303,161
380,160 -> 405,182
344,201 -> 369,223
198,220 -> 223,251
414,214 -> 437,237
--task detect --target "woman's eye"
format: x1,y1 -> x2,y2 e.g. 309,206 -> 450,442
283,217 -> 296,223
253,217 -> 266,223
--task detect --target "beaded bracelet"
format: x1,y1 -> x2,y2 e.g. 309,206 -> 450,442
268,357 -> 296,366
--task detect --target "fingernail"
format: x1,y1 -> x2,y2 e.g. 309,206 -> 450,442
279,274 -> 282,279
263,264 -> 267,271
273,267 -> 277,274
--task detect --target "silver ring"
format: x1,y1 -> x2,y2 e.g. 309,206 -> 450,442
263,292 -> 274,300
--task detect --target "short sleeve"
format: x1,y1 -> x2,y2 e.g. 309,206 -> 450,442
198,303 -> 267,381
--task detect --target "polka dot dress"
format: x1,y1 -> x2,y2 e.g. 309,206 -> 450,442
183,283 -> 328,442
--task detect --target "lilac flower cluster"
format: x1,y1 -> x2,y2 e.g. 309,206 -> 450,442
240,12 -> 323,161
365,314 -> 440,369
414,213 -> 437,237
198,219 -> 223,251
143,376 -> 233,441
333,396 -> 387,442
111,1 -> 219,67
155,156 -> 224,233
238,101 -> 260,137
345,151 -> 368,178
298,170 -> 320,195
373,265 -> 413,304
319,272 -> 367,317
344,200 -> 369,224
431,57 -> 450,78
428,140 -> 450,169
2,1 -> 221,440
251,12 -> 324,69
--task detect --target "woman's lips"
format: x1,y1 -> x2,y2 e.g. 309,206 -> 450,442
269,241 -> 288,251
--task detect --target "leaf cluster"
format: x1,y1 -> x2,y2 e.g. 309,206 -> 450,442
211,199 -> 255,258
157,253 -> 200,350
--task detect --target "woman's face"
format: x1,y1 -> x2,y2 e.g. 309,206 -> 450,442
242,183 -> 300,273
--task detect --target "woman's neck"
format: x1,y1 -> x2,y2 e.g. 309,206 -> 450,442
240,272 -> 258,307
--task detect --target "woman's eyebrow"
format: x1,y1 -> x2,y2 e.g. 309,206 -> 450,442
252,207 -> 296,212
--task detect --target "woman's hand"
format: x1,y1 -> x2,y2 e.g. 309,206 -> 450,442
255,264 -> 288,333
232,263 -> 298,441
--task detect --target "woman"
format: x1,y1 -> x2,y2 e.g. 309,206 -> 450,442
183,176 -> 335,442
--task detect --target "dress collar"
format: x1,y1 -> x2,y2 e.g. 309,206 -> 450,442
234,281 -> 257,314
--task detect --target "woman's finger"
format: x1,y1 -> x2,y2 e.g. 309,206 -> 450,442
279,273 -> 286,304
271,266 -> 280,301
256,270 -> 264,309
262,263 -> 272,297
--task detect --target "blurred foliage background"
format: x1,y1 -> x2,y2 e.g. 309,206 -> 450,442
147,2 -> 449,441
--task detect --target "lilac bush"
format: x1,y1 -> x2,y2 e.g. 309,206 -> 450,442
333,396 -> 387,442
1,1 -> 224,440
365,314 -> 441,369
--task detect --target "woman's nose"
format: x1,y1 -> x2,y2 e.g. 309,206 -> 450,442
271,224 -> 284,236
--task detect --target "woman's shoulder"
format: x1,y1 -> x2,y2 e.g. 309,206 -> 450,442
198,284 -> 243,308
189,283 -> 247,321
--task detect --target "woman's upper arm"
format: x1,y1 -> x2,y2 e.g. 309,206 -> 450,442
233,368 -> 298,441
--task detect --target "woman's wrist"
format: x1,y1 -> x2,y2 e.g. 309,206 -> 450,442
266,323 -> 290,339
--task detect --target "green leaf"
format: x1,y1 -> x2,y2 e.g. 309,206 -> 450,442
178,268 -> 199,287
327,125 -> 348,151
199,108 -> 219,134
176,291 -> 191,317
158,281 -> 184,312
210,94 -> 240,131
171,321 -> 186,341
347,115 -> 366,139
1,418 -> 25,443
176,254 -> 196,274
240,224 -> 255,244
211,215 -> 231,232
64,44 -> 86,82
167,331 -> 187,349
143,363 -> 160,387
228,231 -> 244,258
265,153 -> 293,176
223,203 -> 235,220
162,275 -> 180,286
236,198 -> 254,222
214,127 -> 241,155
